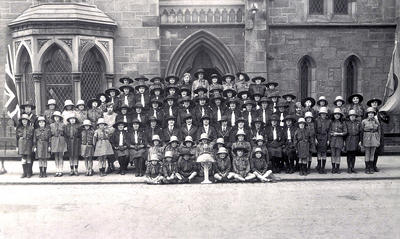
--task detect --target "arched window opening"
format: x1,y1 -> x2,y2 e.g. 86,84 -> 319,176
81,48 -> 105,102
299,56 -> 314,100
344,55 -> 360,99
42,46 -> 72,110
19,48 -> 34,103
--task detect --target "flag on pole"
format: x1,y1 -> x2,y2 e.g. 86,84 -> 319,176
4,44 -> 20,123
380,40 -> 400,113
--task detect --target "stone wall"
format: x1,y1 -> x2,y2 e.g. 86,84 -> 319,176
93,0 -> 160,81
268,26 -> 395,103
269,0 -> 396,24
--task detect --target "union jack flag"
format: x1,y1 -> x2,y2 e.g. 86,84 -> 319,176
4,45 -> 20,124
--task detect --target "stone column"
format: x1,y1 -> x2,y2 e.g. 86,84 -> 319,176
14,74 -> 23,105
244,0 -> 268,79
72,72 -> 81,102
105,74 -> 115,88
32,73 -> 42,114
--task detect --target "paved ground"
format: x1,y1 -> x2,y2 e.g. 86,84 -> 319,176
0,156 -> 399,184
0,180 -> 399,239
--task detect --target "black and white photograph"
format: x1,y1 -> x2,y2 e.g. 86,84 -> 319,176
0,0 -> 399,238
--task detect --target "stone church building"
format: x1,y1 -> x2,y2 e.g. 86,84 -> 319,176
0,0 -> 398,117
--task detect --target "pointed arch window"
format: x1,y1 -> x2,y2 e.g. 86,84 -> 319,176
344,55 -> 360,98
299,56 -> 315,100
81,48 -> 105,101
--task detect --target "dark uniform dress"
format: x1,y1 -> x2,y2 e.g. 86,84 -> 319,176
232,155 -> 251,178
16,125 -> 34,158
345,119 -> 362,172
265,125 -> 284,173
145,161 -> 163,183
34,127 -> 51,159
251,156 -> 269,175
162,160 -> 178,183
329,119 -> 347,164
64,123 -> 81,159
80,128 -> 94,158
87,107 -> 103,124
177,158 -> 198,178
283,125 -> 297,173
294,128 -> 311,161
306,121 -> 317,157
315,117 -> 331,154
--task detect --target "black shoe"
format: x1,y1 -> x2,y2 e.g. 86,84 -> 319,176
347,168 -> 352,174
21,164 -> 27,178
336,164 -> 341,174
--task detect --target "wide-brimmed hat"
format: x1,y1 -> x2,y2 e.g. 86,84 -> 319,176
150,76 -> 163,83
164,75 -> 180,84
237,89 -> 250,99
37,116 -> 46,123
165,94 -> 177,102
199,133 -> 209,141
367,98 -> 382,107
334,96 -> 345,105
209,85 -> 223,95
118,104 -> 131,112
47,99 -> 56,106
208,73 -> 222,84
260,96 -> 271,103
201,114 -> 211,121
266,81 -> 278,88
366,107 -> 377,115
63,99 -> 74,109
216,138 -> 225,145
152,135 -> 161,142
66,115 -> 78,123
236,117 -> 246,123
105,87 -> 120,96
252,117 -> 264,125
133,102 -> 144,110
217,147 -> 228,155
226,97 -> 238,106
298,118 -> 306,124
348,109 -> 358,116
131,118 -> 142,125
255,135 -> 264,142
179,85 -> 192,95
304,111 -> 313,119
87,98 -> 101,108
235,131 -> 246,138
348,93 -> 363,104
96,93 -> 110,103
51,111 -> 63,120
317,96 -> 328,106
134,80 -> 149,91
284,115 -> 296,122
222,73 -> 235,82
166,115 -> 176,121
19,114 -> 31,123
195,95 -> 209,104
178,96 -> 193,107
134,75 -> 149,82
282,93 -> 296,100
76,99 -> 85,107
332,108 -> 343,116
96,118 -> 107,126
113,121 -> 128,129
169,135 -> 179,144
149,84 -> 163,94
223,88 -> 237,97
210,93 -> 224,103
165,84 -> 180,93
252,76 -> 266,83
268,92 -> 281,99
318,107 -> 328,115
184,136 -> 194,143
119,84 -> 134,92
254,147 -> 264,154
194,86 -> 208,94
21,100 -> 36,110
150,98 -> 163,106
301,97 -> 316,108
242,99 -> 255,108
236,72 -> 250,82
194,69 -> 205,78
148,116 -> 160,124
82,119 -> 92,127
270,114 -> 280,122
219,115 -> 229,122
119,76 -> 134,84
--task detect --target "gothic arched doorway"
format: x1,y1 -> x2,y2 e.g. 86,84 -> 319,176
165,30 -> 238,78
